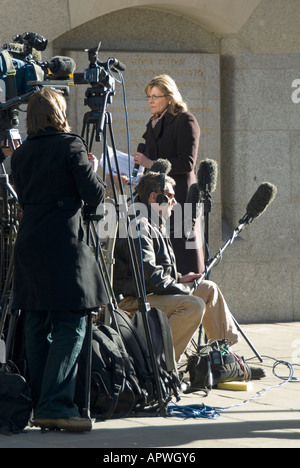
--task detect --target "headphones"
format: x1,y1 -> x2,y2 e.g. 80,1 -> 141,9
156,173 -> 169,205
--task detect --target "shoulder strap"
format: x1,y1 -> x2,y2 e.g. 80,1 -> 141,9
31,62 -> 44,82
91,326 -> 126,419
1,49 -> 17,99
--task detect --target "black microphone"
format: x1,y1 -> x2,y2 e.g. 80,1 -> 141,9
245,182 -> 277,221
46,56 -> 76,78
108,57 -> 126,72
132,143 -> 146,177
197,158 -> 218,193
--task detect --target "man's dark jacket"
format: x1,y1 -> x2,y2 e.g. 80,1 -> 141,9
11,128 -> 107,311
113,202 -> 190,299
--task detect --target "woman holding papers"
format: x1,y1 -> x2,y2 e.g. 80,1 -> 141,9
133,74 -> 204,275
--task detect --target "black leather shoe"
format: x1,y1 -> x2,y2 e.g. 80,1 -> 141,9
34,417 -> 93,432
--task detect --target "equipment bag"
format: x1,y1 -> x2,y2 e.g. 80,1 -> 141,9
99,324 -> 149,411
76,306 -> 181,419
0,371 -> 32,434
115,307 -> 181,410
75,323 -> 147,420
113,308 -> 156,409
133,307 -> 181,403
184,340 -> 250,396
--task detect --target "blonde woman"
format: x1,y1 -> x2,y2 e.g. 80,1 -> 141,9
11,88 -> 106,432
134,74 -> 204,274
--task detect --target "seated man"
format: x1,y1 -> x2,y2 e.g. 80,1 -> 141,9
113,171 -> 240,363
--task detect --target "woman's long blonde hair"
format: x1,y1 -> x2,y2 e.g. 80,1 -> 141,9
26,87 -> 71,134
145,74 -> 188,115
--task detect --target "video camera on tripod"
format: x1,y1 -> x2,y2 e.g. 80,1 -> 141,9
74,42 -> 126,90
73,42 -> 126,141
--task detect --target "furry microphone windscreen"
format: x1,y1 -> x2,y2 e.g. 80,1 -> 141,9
186,183 -> 202,218
246,182 -> 277,219
197,159 -> 218,193
151,159 -> 172,175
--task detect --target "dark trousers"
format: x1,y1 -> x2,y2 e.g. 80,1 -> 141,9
24,309 -> 86,419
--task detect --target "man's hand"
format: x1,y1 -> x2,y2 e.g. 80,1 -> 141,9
88,152 -> 99,172
178,272 -> 202,284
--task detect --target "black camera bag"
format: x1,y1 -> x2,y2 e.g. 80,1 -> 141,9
184,341 -> 249,396
0,372 -> 32,434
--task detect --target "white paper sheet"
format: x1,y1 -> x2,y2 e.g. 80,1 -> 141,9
100,146 -> 144,183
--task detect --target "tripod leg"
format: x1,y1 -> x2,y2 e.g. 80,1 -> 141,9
231,314 -> 263,363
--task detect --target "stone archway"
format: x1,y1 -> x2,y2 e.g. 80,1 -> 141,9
67,0 -> 261,35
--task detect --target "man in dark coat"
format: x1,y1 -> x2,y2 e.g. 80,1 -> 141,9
10,88 -> 107,432
114,172 -> 239,363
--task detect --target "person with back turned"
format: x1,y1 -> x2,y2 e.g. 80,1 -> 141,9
11,88 -> 107,432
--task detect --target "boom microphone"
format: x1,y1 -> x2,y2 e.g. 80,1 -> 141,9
150,158 -> 172,175
45,56 -> 76,78
245,182 -> 277,221
132,143 -> 146,177
197,159 -> 218,193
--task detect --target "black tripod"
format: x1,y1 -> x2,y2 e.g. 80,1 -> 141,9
0,89 -> 40,375
79,72 -> 168,416
0,129 -> 22,371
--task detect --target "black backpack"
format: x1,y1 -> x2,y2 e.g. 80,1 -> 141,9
132,307 -> 181,404
0,371 -> 32,434
75,322 -> 148,420
114,307 -> 181,409
76,306 -> 181,419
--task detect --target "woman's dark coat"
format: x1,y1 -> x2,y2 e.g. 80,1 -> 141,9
11,128 -> 107,311
143,110 -> 204,274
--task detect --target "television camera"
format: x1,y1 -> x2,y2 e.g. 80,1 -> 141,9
0,31 -> 76,156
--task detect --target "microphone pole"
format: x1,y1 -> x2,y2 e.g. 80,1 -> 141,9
202,186 -> 212,279
192,181 -> 278,291
197,159 -> 218,279
191,214 -> 250,292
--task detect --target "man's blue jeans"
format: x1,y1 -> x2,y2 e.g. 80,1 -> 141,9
24,309 -> 86,419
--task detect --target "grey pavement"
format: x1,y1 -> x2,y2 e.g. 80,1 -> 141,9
0,322 -> 299,449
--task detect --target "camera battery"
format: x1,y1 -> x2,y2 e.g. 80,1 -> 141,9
210,349 -> 224,367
